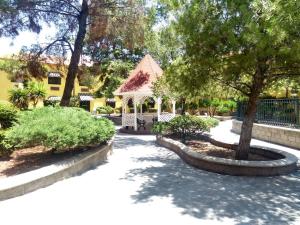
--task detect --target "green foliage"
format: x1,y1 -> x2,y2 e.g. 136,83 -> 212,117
8,88 -> 29,110
0,58 -> 47,81
203,117 -> 219,128
27,82 -> 46,107
152,121 -> 169,135
0,130 -> 12,156
198,99 -> 237,116
43,100 -> 60,107
69,96 -> 80,107
8,81 -> 47,109
5,107 -> 115,152
168,115 -> 209,138
94,60 -> 134,99
96,106 -> 114,115
0,103 -> 18,129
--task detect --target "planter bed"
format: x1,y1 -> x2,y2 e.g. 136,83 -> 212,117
156,135 -> 298,176
0,137 -> 114,201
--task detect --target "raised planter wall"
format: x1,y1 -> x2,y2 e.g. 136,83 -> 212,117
232,120 -> 300,149
0,138 -> 114,201
156,136 -> 298,176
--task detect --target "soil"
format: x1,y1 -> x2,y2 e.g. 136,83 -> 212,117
0,146 -> 88,178
185,139 -> 272,161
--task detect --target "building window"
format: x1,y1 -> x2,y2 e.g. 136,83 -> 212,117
48,72 -> 61,85
106,98 -> 116,108
81,88 -> 89,92
50,86 -> 60,91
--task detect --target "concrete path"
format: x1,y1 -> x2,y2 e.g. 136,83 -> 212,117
0,129 -> 300,225
211,120 -> 300,163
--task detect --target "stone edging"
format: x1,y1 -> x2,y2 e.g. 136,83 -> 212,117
0,137 -> 114,201
156,136 -> 298,176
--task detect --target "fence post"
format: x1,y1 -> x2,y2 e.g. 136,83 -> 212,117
237,102 -> 241,120
296,99 -> 300,127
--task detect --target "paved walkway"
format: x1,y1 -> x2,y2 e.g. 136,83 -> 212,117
0,126 -> 300,225
211,120 -> 300,163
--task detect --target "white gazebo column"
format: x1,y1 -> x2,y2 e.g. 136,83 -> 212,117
157,96 -> 162,121
172,99 -> 176,116
134,96 -> 138,131
122,96 -> 126,127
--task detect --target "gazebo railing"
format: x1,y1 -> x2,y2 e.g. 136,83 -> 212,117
122,113 -> 135,127
158,113 -> 175,122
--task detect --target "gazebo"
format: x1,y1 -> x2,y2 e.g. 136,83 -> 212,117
114,54 -> 176,131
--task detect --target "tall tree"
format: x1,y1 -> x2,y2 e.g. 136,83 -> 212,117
0,0 -> 143,106
162,0 -> 300,159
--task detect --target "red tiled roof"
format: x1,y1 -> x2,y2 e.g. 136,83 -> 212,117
115,54 -> 163,95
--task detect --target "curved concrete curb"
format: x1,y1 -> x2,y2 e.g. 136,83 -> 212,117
156,136 -> 298,176
0,137 -> 114,201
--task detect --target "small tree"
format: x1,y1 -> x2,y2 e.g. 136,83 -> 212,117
164,0 -> 300,159
9,88 -> 29,110
27,82 -> 47,107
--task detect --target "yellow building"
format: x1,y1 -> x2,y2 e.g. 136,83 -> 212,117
0,64 -> 122,112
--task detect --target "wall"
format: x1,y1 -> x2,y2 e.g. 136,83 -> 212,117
0,70 -> 17,102
232,119 -> 300,149
0,65 -> 123,112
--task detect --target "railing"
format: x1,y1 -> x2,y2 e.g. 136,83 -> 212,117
237,98 -> 300,129
158,113 -> 175,122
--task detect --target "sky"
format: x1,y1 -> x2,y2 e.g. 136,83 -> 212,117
0,25 -> 56,57
0,0 -> 163,58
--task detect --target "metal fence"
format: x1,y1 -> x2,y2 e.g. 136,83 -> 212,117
237,98 -> 300,129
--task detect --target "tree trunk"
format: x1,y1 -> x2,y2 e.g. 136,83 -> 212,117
181,98 -> 186,115
60,0 -> 89,106
236,71 -> 265,160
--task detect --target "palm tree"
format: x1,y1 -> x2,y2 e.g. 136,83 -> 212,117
9,88 -> 29,110
27,82 -> 46,107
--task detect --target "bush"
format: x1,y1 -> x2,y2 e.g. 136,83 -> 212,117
216,105 -> 230,115
43,99 -> 60,107
0,103 -> 18,129
5,107 -> 115,153
203,117 -> 219,128
152,121 -> 170,135
8,88 -> 29,110
97,106 -> 114,115
0,130 -> 11,156
69,96 -> 80,107
168,115 -> 209,136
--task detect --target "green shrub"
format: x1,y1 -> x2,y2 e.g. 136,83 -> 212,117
0,103 -> 18,129
69,96 -> 80,107
216,105 -> 230,114
97,106 -> 114,115
5,107 -> 115,153
43,99 -> 60,107
224,100 -> 237,112
9,88 -> 29,110
0,130 -> 12,156
202,117 -> 219,128
152,121 -> 170,135
168,115 -> 209,138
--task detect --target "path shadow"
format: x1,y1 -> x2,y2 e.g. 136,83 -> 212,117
123,146 -> 300,225
113,134 -> 155,150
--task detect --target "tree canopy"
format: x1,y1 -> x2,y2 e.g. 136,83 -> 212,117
158,0 -> 300,159
0,0 -> 144,105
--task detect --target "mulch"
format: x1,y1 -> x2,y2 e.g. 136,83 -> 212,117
186,139 -> 271,161
0,146 -> 86,178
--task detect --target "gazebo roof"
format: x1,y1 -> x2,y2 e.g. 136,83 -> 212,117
114,54 -> 163,96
